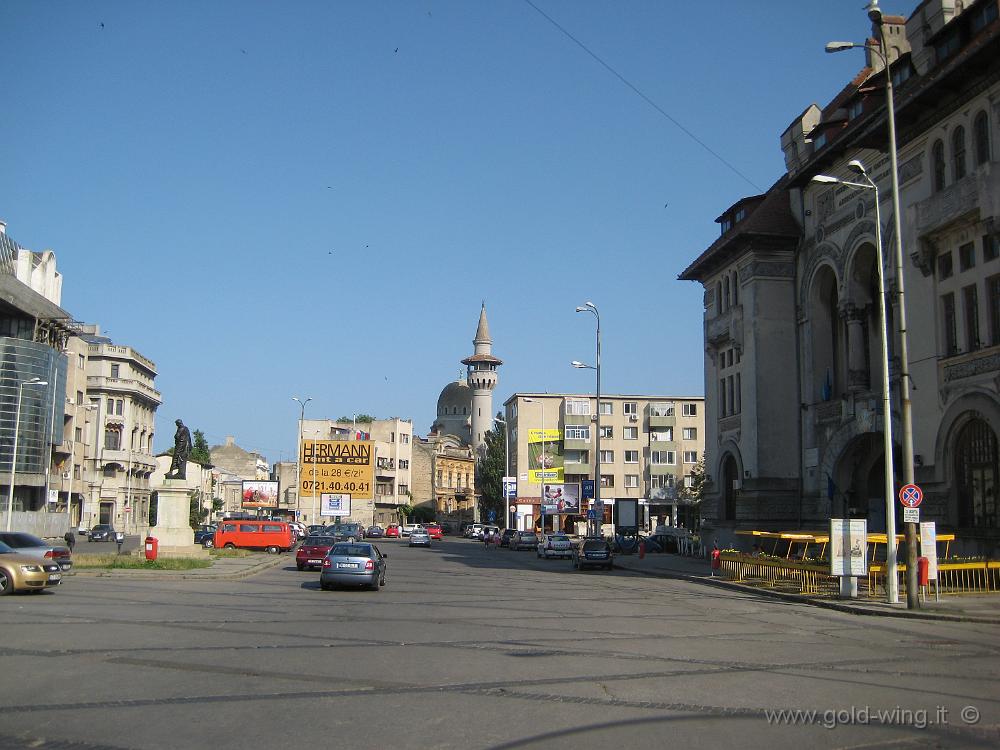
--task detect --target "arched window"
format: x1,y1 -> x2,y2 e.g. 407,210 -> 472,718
716,282 -> 722,315
955,418 -> 998,528
952,125 -> 967,180
731,271 -> 739,306
723,276 -> 731,310
932,140 -> 946,191
974,111 -> 990,166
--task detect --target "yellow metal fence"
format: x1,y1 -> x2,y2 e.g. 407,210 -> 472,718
868,561 -> 1000,597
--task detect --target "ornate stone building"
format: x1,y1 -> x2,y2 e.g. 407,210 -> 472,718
681,0 -> 1000,555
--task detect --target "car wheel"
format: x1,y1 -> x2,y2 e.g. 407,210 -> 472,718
380,574 -> 386,586
370,577 -> 380,591
266,545 -> 279,554
320,581 -> 332,591
573,560 -> 579,569
0,568 -> 13,595
203,538 -> 215,549
224,543 -> 236,550
296,563 -> 304,571
606,563 -> 613,570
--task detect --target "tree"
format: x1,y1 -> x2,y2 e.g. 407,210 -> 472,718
191,430 -> 211,464
338,414 -> 374,423
189,490 -> 209,528
397,503 -> 413,523
677,458 -> 708,529
476,414 -> 506,524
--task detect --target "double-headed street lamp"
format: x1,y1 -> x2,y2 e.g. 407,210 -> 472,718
813,161 -> 898,604
826,0 -> 917,608
6,377 -> 49,531
574,301 -> 601,538
292,396 -> 311,521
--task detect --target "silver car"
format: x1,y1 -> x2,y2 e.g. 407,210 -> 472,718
536,533 -> 573,559
408,528 -> 431,547
0,532 -> 73,572
319,543 -> 387,591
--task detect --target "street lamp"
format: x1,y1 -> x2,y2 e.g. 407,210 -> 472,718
575,301 -> 601,537
812,160 -> 898,604
494,415 -> 510,529
523,397 -> 546,534
292,396 -> 311,522
826,0 -> 917,608
5,377 -> 49,531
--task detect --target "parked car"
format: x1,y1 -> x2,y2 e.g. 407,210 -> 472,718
439,522 -> 454,536
0,540 -> 63,594
408,528 -> 431,547
509,531 -> 539,551
320,543 -> 387,591
384,524 -> 401,538
537,533 -> 573,559
88,524 -> 117,542
500,528 -> 517,548
366,526 -> 384,538
424,523 -> 443,540
0,532 -> 72,572
572,538 -> 614,570
193,525 -> 217,546
296,535 -> 338,571
480,525 -> 500,541
464,523 -> 484,539
401,523 -> 423,537
308,524 -> 327,535
289,522 -> 307,540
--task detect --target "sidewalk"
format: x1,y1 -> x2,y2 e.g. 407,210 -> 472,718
70,552 -> 287,581
612,551 -> 1000,624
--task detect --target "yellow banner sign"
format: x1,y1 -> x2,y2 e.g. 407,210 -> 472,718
300,440 -> 374,500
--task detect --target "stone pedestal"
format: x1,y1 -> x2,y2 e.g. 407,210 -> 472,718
150,480 -> 197,549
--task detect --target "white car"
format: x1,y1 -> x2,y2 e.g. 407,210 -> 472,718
537,533 -> 573,559
401,523 -> 422,537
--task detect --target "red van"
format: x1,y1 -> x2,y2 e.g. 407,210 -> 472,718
211,520 -> 294,553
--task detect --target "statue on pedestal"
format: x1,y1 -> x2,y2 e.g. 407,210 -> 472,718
166,419 -> 193,480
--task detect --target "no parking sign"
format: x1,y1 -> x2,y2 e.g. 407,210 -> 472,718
898,483 -> 922,508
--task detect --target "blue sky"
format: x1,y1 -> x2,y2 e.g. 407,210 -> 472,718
2,1 -> 880,461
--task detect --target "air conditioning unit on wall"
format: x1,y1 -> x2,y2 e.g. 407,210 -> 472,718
629,415 -> 638,422
62,472 -> 71,480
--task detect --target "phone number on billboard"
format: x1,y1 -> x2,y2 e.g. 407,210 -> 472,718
301,481 -> 371,493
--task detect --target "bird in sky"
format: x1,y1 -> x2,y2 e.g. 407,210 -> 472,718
394,47 -> 399,53
99,22 -> 105,29
241,48 -> 247,54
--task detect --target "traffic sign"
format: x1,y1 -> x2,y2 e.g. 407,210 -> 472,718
899,483 -> 923,508
586,509 -> 597,520
903,507 -> 920,524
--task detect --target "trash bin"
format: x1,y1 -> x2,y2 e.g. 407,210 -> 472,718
144,536 -> 158,561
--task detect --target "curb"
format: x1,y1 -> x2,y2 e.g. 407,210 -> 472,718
613,559 -> 1000,625
69,554 -> 287,581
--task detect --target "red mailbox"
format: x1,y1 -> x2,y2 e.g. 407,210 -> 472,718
144,536 -> 158,561
917,556 -> 929,587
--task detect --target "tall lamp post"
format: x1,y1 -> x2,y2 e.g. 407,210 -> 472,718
575,301 -> 601,537
813,161 -> 898,604
826,0 -> 916,608
5,377 -> 49,531
493,415 -> 509,529
292,396 -> 311,522
523,397 -> 545,534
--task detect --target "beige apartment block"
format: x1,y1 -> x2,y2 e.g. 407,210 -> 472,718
412,434 -> 476,526
502,393 -> 705,533
298,417 -> 413,528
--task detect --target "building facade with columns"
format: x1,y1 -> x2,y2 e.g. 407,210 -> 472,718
681,0 -> 1000,554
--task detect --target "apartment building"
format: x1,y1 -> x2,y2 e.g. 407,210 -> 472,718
411,434 -> 477,525
502,393 -> 705,533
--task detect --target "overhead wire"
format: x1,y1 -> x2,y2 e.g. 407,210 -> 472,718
523,0 -> 764,193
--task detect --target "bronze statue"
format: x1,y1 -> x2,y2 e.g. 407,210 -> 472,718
166,419 -> 193,479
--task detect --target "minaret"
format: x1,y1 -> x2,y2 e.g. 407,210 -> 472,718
461,303 -> 502,454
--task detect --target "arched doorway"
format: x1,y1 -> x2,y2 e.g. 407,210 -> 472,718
721,454 -> 738,521
832,432 -> 898,532
955,418 -> 998,529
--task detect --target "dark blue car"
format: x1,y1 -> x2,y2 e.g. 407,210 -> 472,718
89,524 -> 116,542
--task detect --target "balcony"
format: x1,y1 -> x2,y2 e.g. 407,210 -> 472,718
564,462 -> 591,475
649,463 -> 676,475
87,375 -> 162,404
563,436 -> 591,450
563,412 -> 592,426
707,304 -> 743,347
940,345 -> 1000,387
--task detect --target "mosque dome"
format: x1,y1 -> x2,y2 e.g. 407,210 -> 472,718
436,378 -> 473,418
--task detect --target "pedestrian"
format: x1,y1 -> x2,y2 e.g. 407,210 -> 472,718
63,530 -> 76,552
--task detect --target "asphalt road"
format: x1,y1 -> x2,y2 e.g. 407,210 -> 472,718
1,538 -> 998,750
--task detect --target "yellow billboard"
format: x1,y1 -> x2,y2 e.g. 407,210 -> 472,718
300,440 -> 374,500
528,428 -> 563,483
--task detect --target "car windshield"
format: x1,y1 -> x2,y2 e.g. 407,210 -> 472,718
303,536 -> 329,545
330,544 -> 372,557
2,533 -> 45,547
550,535 -> 570,542
0,541 -> 13,554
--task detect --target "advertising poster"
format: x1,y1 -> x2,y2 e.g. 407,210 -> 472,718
919,521 -> 938,580
542,483 -> 581,514
320,493 -> 352,518
301,439 -> 374,500
830,518 -> 867,576
241,480 -> 279,509
528,428 -> 563,483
